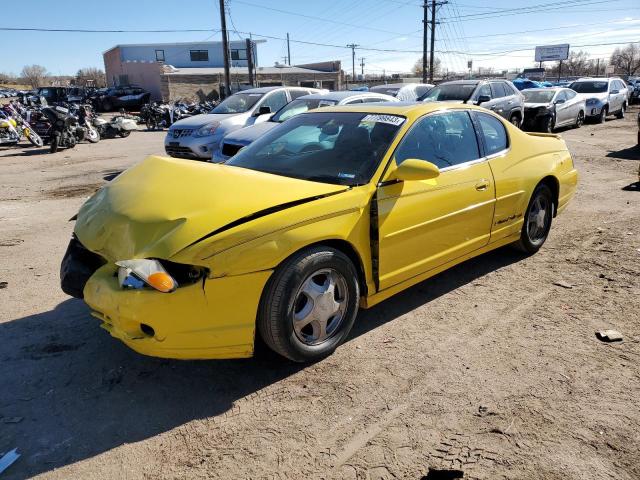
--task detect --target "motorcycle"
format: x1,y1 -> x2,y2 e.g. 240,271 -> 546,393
92,110 -> 138,138
75,105 -> 100,143
0,104 -> 43,147
40,106 -> 89,153
142,102 -> 172,130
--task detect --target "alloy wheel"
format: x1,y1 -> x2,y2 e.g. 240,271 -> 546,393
292,268 -> 349,346
527,194 -> 551,245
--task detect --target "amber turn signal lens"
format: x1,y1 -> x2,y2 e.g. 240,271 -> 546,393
147,272 -> 176,293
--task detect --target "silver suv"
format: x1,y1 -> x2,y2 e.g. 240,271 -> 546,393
164,86 -> 322,160
419,79 -> 525,127
569,78 -> 628,123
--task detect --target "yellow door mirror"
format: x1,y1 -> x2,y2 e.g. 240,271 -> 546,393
394,159 -> 440,181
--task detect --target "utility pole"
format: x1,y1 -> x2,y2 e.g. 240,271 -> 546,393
422,1 -> 428,84
246,38 -> 255,87
286,32 -> 291,65
346,44 -> 359,84
219,0 -> 231,98
596,58 -> 600,76
360,57 -> 365,76
428,0 -> 447,83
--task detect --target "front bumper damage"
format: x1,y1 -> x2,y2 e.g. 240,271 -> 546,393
61,238 -> 272,359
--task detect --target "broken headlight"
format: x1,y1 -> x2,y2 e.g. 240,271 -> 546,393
116,259 -> 177,293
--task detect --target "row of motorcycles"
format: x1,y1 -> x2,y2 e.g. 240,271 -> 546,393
0,99 -> 138,153
1,97 -> 219,153
139,100 -> 218,130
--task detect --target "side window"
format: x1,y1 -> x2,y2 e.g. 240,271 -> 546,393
476,83 -> 492,100
504,82 -> 517,95
155,49 -> 165,61
395,111 -> 480,169
259,90 -> 288,113
477,113 -> 508,156
490,82 -> 506,98
289,89 -> 310,100
344,98 -> 364,104
565,89 -> 576,100
555,91 -> 567,102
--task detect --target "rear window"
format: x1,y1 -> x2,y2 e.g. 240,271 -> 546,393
420,84 -> 476,102
569,81 -> 608,93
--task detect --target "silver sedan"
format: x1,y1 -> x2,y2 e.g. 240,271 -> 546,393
522,87 -> 586,132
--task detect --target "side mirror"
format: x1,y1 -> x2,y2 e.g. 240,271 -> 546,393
610,89 -> 619,94
476,94 -> 491,104
254,105 -> 272,116
394,159 -> 440,181
554,99 -> 566,104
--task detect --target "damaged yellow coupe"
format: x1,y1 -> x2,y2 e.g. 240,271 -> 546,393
61,103 -> 577,362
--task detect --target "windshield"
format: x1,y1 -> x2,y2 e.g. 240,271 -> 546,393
211,92 -> 264,114
271,98 -> 338,123
226,111 -> 404,186
419,84 -> 476,101
523,90 -> 555,103
569,81 -> 608,93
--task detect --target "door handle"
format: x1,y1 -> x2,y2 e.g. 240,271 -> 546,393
475,180 -> 490,191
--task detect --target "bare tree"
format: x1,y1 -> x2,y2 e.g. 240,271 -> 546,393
21,65 -> 49,88
610,43 -> 640,76
0,72 -> 16,85
76,67 -> 107,87
413,57 -> 441,78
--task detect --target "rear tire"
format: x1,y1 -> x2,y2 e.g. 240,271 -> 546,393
509,114 -> 521,129
574,110 -> 584,128
118,130 -> 131,138
257,246 -> 360,362
513,183 -> 554,254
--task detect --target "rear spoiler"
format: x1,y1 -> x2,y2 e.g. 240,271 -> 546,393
526,132 -> 562,140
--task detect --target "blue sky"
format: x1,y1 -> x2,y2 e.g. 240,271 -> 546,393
1,0 -> 639,77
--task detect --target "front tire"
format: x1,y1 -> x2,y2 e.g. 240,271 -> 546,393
513,184 -> 554,254
50,133 -> 60,153
258,246 -> 360,362
598,106 -> 608,123
87,128 -> 100,143
540,115 -> 554,133
509,114 -> 521,129
574,110 -> 584,128
616,103 -> 626,119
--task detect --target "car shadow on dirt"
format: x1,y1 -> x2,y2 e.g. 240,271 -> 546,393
0,247 -> 524,479
606,146 -> 640,161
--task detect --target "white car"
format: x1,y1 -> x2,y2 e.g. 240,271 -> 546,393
569,78 -> 628,123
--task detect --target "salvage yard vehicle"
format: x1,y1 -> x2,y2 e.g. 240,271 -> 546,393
91,85 -> 150,112
522,87 -> 585,132
213,90 -> 398,162
569,78 -> 628,123
419,79 -> 525,128
369,83 -> 434,101
60,103 -> 577,362
165,86 -> 322,160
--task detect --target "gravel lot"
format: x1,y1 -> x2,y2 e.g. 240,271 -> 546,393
1,110 -> 639,480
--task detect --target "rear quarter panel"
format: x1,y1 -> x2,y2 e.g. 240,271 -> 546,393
488,128 -> 577,242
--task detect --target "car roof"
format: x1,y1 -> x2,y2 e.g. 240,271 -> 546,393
234,86 -> 297,94
522,87 -> 563,92
439,80 -> 482,86
296,91 -> 394,101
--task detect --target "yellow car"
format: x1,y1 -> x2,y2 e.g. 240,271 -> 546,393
60,103 -> 577,362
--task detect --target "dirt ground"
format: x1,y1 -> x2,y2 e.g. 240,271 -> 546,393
1,108 -> 639,480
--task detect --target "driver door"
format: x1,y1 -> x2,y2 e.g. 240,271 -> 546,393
376,110 -> 496,290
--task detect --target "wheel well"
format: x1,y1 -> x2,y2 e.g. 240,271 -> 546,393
538,176 -> 559,217
311,239 -> 368,296
510,110 -> 522,120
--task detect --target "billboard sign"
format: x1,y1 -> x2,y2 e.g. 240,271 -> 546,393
535,44 -> 570,62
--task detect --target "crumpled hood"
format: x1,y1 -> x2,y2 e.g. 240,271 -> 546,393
74,156 -> 347,262
170,113 -> 239,129
222,122 -> 278,145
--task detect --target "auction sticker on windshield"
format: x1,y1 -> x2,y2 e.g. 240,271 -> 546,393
361,114 -> 405,126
